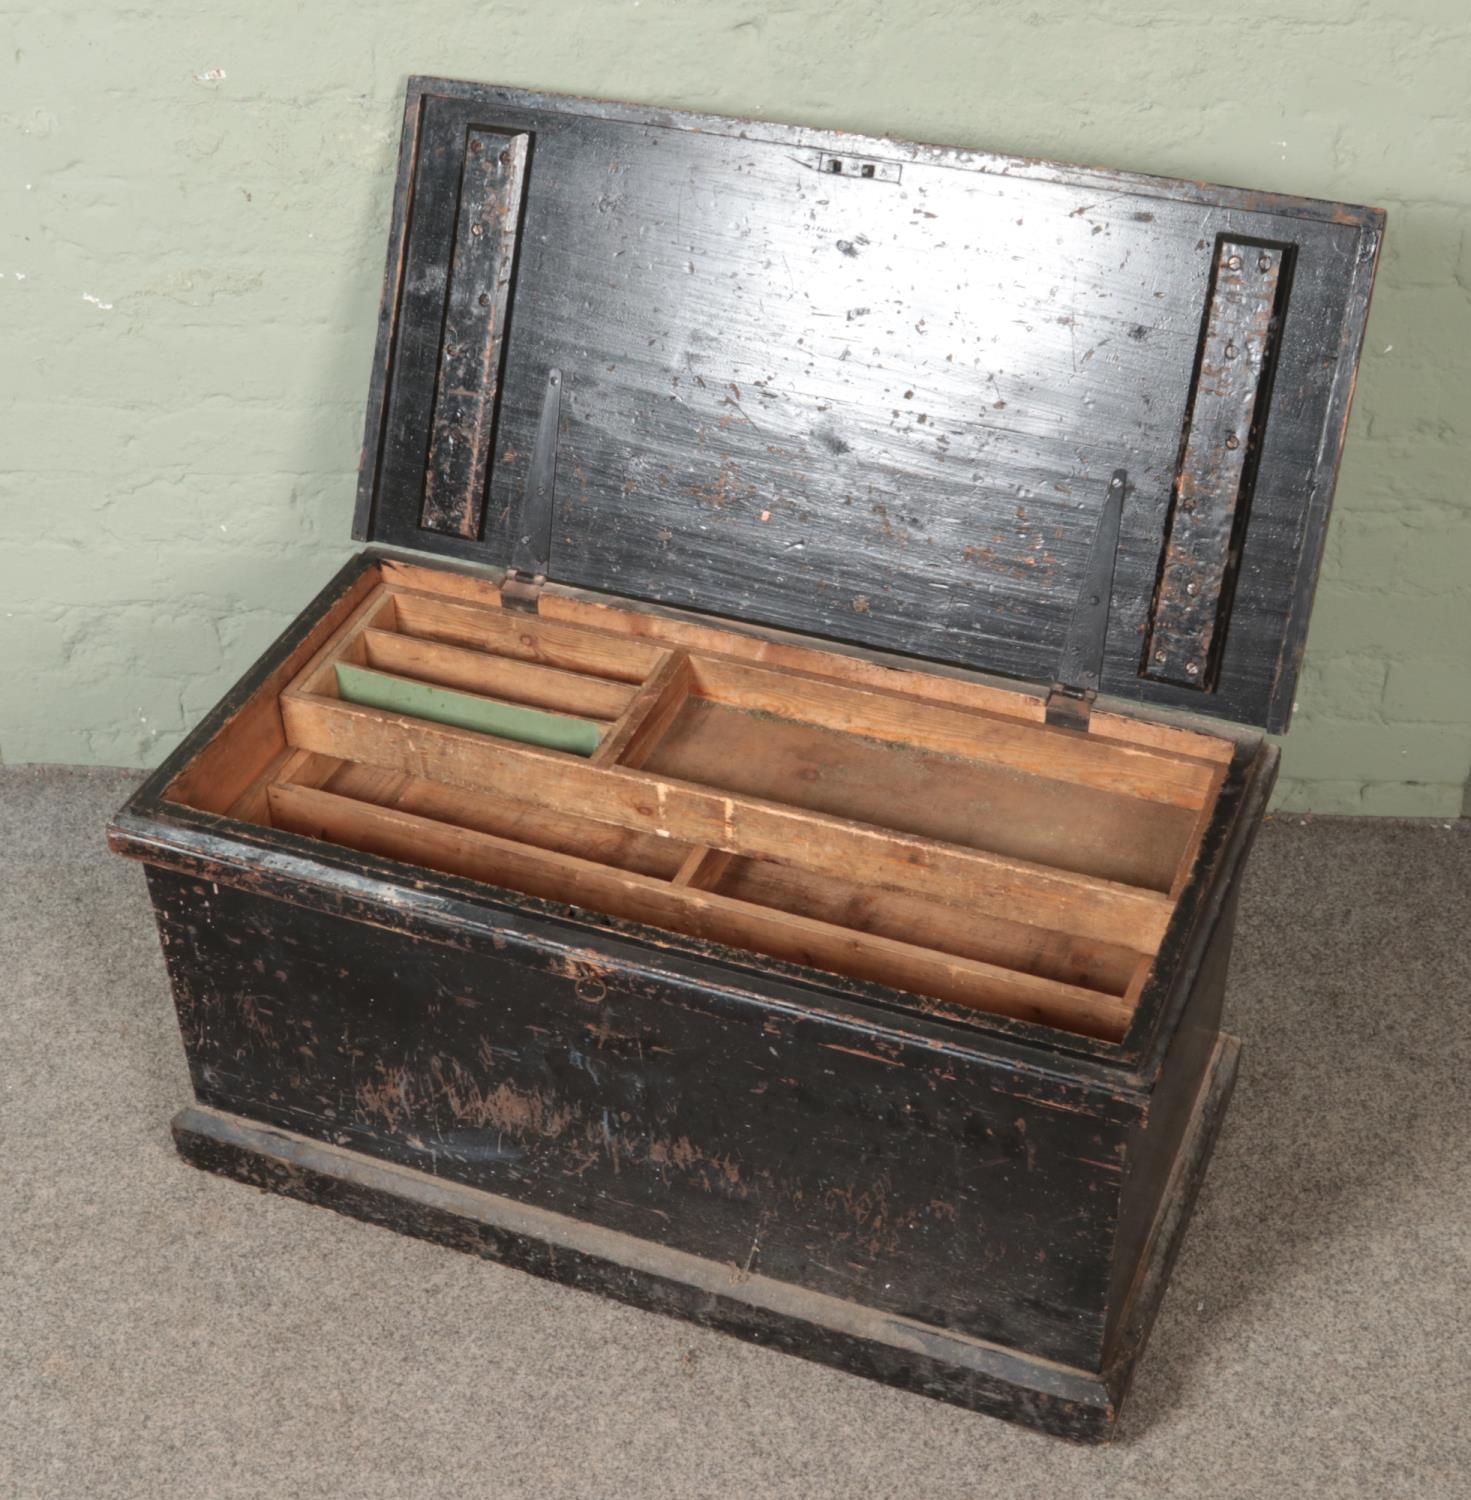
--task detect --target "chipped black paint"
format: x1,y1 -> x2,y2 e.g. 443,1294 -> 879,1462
174,1095 -> 1241,1444
104,75 -> 1362,1438
354,80 -> 1381,732
149,863 -> 1130,1366
419,127 -> 530,540
1145,238 -> 1291,689
115,676 -> 1267,1439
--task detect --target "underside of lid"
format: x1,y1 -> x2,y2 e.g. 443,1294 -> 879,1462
353,79 -> 1383,732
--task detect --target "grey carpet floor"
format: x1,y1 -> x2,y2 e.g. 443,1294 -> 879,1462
1,765 -> 1467,1499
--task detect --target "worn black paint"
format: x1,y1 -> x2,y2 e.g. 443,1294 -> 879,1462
134,817 -> 1242,1419
509,367 -> 565,582
179,1092 -> 1256,1443
355,81 -> 1381,732
1048,469 -> 1126,726
1145,238 -> 1291,689
108,536 -> 1275,1435
419,128 -> 530,540
105,77 -> 1373,1438
151,863 -> 1130,1364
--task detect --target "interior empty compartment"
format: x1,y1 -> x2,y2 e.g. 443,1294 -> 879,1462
357,629 -> 637,718
640,694 -> 1197,892
710,856 -> 1142,997
289,753 -> 693,880
161,561 -> 1235,1045
390,590 -> 664,683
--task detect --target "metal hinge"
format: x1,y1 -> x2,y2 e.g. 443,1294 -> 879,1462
500,569 -> 545,612
1045,469 -> 1127,732
502,367 -> 563,614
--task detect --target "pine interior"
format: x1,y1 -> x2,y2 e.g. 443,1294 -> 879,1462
164,560 -> 1234,1044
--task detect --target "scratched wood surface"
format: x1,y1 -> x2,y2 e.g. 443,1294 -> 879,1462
355,80 -> 1382,732
146,863 -> 1129,1370
107,545 -> 1278,1434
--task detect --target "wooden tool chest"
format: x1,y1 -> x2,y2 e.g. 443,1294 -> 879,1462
108,78 -> 1382,1439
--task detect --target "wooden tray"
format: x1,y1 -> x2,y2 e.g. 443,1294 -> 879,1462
169,558 -> 1234,1045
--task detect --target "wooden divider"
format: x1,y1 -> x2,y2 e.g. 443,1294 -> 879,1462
278,756 -> 1140,999
590,653 -> 692,769
278,692 -> 1174,952
391,590 -> 664,683
387,588 -> 1224,811
266,780 -> 1135,1040
686,655 -> 1217,809
360,629 -> 634,719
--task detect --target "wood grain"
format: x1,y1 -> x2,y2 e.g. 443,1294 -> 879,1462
591,652 -> 692,769
278,692 -> 1175,952
687,654 -> 1216,809
353,83 -> 1382,733
390,590 -> 663,682
361,629 -> 633,719
267,780 -> 1133,1039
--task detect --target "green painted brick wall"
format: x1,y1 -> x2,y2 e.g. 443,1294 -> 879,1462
3,1 -> 1468,814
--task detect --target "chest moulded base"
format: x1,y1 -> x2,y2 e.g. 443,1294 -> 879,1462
109,79 -> 1381,1439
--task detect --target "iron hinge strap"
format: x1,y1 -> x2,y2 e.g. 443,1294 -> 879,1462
500,570 -> 545,613
1045,468 -> 1127,731
503,366 -> 564,613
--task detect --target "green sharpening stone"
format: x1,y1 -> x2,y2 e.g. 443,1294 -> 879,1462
334,662 -> 602,757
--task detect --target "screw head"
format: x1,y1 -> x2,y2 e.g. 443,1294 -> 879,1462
1185,662 -> 1200,677
1227,254 -> 1243,271
1225,433 -> 1240,451
1258,253 -> 1273,272
1224,342 -> 1238,359
1154,650 -> 1167,664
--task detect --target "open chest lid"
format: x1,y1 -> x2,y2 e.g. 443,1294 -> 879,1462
353,78 -> 1383,733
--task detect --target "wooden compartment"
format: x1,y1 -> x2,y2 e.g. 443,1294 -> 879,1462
163,559 -> 1233,1045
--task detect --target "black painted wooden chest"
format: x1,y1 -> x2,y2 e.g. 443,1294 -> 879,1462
109,79 -> 1382,1439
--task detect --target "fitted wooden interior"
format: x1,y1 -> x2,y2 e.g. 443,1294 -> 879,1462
164,559 -> 1235,1044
